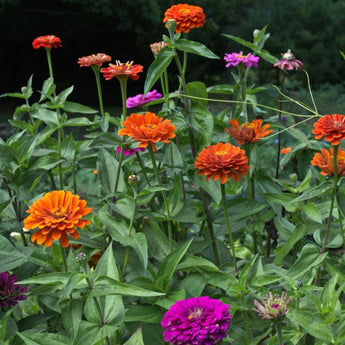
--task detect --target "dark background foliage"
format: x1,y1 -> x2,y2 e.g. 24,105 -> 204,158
1,0 -> 345,111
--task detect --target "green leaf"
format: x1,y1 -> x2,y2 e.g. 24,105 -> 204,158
300,203 -> 323,223
177,254 -> 220,273
64,117 -> 93,126
144,48 -> 174,95
32,108 -> 59,126
174,39 -> 219,59
187,81 -> 208,105
193,172 -> 221,205
17,332 -> 72,345
155,238 -> 193,291
62,101 -> 97,114
19,272 -> 75,286
292,182 -> 332,202
166,175 -> 184,217
123,327 -> 144,345
0,235 -> 27,271
60,299 -> 83,338
250,274 -> 281,287
39,77 -> 55,102
124,305 -> 164,323
262,192 -> 297,212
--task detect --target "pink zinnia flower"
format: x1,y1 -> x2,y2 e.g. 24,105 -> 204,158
274,49 -> 303,71
161,296 -> 231,345
116,147 -> 145,156
224,51 -> 259,68
77,53 -> 112,67
126,89 -> 162,109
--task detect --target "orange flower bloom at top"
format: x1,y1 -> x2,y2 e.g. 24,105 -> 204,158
311,148 -> 345,177
23,191 -> 92,248
32,35 -> 62,49
118,112 -> 176,151
163,3 -> 206,34
100,60 -> 143,81
312,114 -> 345,146
78,53 -> 112,67
195,142 -> 250,184
225,119 -> 274,145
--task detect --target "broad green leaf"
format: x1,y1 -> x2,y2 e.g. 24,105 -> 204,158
177,254 -> 220,273
262,192 -> 297,212
250,274 -> 281,287
62,101 -> 97,114
0,235 -> 27,271
301,203 -> 323,223
17,332 -> 72,345
56,85 -> 74,104
155,238 -> 193,291
187,81 -> 208,105
166,175 -> 184,217
64,117 -> 93,126
124,305 -> 164,323
60,299 -> 83,338
19,272 -> 75,286
292,182 -> 332,202
123,327 -> 144,345
32,108 -> 59,126
144,48 -> 174,95
174,39 -> 219,59
39,77 -> 55,101
193,173 -> 221,205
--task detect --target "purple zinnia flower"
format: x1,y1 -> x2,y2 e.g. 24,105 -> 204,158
0,272 -> 28,309
274,49 -> 303,71
116,146 -> 146,156
224,51 -> 259,68
161,296 -> 231,345
126,89 -> 162,109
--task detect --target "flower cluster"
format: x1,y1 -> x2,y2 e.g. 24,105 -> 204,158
253,291 -> 292,320
163,3 -> 206,34
77,53 -> 111,67
161,296 -> 231,345
126,89 -> 162,108
32,35 -> 62,49
118,112 -> 176,151
311,148 -> 345,177
23,190 -> 92,247
226,119 -> 273,145
195,142 -> 250,184
0,272 -> 28,309
224,51 -> 259,68
100,60 -> 143,81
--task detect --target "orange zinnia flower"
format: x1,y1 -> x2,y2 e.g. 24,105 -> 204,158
195,142 -> 250,184
225,119 -> 274,145
32,35 -> 62,49
281,147 -> 292,154
312,114 -> 345,146
78,53 -> 111,67
100,60 -> 143,81
311,148 -> 345,176
23,191 -> 92,248
118,112 -> 176,151
163,3 -> 206,34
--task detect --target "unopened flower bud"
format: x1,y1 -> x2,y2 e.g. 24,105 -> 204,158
166,19 -> 177,34
289,173 -> 298,183
76,252 -> 88,265
253,29 -> 261,38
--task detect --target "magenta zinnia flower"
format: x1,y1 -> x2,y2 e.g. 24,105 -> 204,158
116,146 -> 145,156
224,51 -> 259,68
0,272 -> 28,309
161,296 -> 231,345
126,89 -> 162,109
274,49 -> 303,71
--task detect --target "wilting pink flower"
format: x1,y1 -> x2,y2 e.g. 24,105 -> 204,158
161,296 -> 231,345
77,53 -> 112,67
126,89 -> 162,108
150,41 -> 168,57
0,272 -> 28,309
274,49 -> 303,71
116,147 -> 146,156
224,51 -> 259,68
253,291 -> 292,320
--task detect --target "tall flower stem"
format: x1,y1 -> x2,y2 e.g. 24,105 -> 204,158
92,66 -> 106,119
273,320 -> 284,345
148,145 -> 173,249
238,66 -> 248,122
45,48 -> 54,80
275,72 -> 286,179
241,297 -> 250,345
221,183 -> 238,272
59,244 -> 68,272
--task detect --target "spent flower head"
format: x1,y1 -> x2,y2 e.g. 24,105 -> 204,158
126,89 -> 162,109
150,41 -> 168,57
253,291 -> 292,320
0,272 -> 28,309
224,51 -> 259,68
163,3 -> 206,34
32,35 -> 62,49
274,49 -> 303,70
77,53 -> 112,67
161,296 -> 231,345
100,60 -> 143,81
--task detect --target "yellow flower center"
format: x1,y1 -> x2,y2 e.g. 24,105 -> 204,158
141,124 -> 157,129
215,150 -> 228,156
179,8 -> 191,14
236,54 -> 248,59
188,307 -> 203,319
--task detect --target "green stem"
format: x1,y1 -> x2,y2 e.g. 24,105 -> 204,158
338,207 -> 345,246
275,72 -> 286,179
135,151 -> 151,186
72,156 -> 77,194
57,124 -> 63,190
60,243 -> 68,272
45,48 -> 54,80
238,66 -> 247,122
92,66 -> 106,119
274,320 -> 283,345
119,79 -> 128,122
148,145 -> 173,250
242,297 -> 250,345
221,183 -> 238,272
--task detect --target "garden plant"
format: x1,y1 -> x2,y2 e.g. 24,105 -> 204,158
1,3 -> 345,345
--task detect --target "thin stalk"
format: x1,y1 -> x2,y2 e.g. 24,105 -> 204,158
92,66 -> 106,119
135,151 -> 151,186
148,145 -> 173,250
238,66 -> 248,122
274,320 -> 284,345
72,156 -> 77,194
60,244 -> 68,272
242,297 -> 250,345
338,208 -> 345,246
275,72 -> 286,179
57,124 -> 63,189
221,183 -> 238,272
45,48 -> 54,80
